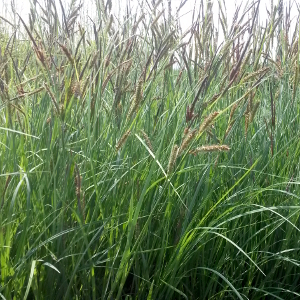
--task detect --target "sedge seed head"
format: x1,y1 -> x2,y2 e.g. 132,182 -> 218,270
116,130 -> 131,151
190,145 -> 230,155
199,111 -> 219,134
168,144 -> 179,174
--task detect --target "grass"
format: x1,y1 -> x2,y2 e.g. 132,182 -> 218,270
1,0 -> 300,299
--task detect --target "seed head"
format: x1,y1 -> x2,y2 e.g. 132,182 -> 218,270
58,43 -> 74,65
168,144 -> 179,174
71,80 -> 81,98
127,79 -> 143,121
116,130 -> 131,151
90,50 -> 99,69
229,103 -> 238,121
190,145 -> 230,155
199,111 -> 219,134
178,129 -> 197,156
141,130 -> 154,152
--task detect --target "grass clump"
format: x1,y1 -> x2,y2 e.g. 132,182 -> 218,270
1,0 -> 300,299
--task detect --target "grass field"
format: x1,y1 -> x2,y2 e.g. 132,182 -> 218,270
1,0 -> 300,299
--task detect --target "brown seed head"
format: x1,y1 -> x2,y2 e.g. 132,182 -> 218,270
71,81 -> 81,98
127,79 -> 143,121
199,111 -> 219,134
190,145 -> 230,155
168,144 -> 179,174
229,102 -> 239,121
178,129 -> 197,156
58,43 -> 74,64
116,130 -> 131,151
141,130 -> 154,152
184,127 -> 189,135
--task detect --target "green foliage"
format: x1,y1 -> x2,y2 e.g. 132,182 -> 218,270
1,0 -> 300,299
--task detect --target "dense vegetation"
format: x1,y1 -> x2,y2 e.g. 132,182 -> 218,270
1,0 -> 300,298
